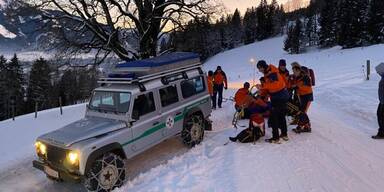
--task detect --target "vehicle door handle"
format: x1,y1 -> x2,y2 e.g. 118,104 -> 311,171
152,121 -> 160,126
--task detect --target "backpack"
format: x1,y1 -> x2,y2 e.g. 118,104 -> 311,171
301,66 -> 316,86
309,69 -> 315,86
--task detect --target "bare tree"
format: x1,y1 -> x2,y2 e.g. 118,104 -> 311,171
28,0 -> 219,62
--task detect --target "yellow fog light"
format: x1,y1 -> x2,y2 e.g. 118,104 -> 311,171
35,141 -> 47,156
67,151 -> 79,165
39,144 -> 47,155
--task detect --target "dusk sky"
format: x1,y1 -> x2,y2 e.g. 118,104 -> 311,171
223,0 -> 290,13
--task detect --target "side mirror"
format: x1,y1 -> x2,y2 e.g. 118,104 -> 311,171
131,110 -> 140,121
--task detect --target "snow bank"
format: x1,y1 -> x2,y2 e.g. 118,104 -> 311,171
0,104 -> 86,170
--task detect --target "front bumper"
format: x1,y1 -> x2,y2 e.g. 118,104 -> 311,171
32,160 -> 82,182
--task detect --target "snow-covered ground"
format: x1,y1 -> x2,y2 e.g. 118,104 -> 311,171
1,36 -> 384,192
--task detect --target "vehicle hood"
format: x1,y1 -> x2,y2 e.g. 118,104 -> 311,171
38,117 -> 126,147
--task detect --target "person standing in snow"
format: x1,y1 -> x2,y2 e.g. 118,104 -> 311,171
213,66 -> 228,108
256,60 -> 289,143
373,63 -> 384,139
278,59 -> 290,88
290,64 -> 313,133
207,71 -> 216,109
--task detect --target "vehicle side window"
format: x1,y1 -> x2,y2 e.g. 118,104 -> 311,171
159,85 -> 179,107
181,76 -> 206,98
132,92 -> 156,118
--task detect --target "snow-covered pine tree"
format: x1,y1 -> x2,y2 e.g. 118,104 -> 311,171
284,18 -> 303,54
0,56 -> 7,120
337,0 -> 369,48
26,58 -> 52,112
367,0 -> 384,44
256,0 -> 269,41
231,9 -> 243,47
6,54 -> 25,116
319,0 -> 338,47
243,8 -> 257,44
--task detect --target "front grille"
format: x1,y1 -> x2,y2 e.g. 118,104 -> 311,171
46,144 -> 67,167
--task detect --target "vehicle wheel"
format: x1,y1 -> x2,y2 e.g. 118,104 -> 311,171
182,113 -> 205,147
84,153 -> 126,192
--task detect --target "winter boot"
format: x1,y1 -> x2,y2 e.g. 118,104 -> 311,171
265,138 -> 281,144
229,137 -> 237,142
372,135 -> 384,139
292,126 -> 302,134
289,118 -> 298,125
280,134 -> 289,141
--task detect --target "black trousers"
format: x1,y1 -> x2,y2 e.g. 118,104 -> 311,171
377,103 -> 384,136
270,100 -> 288,139
214,84 -> 224,108
211,95 -> 216,108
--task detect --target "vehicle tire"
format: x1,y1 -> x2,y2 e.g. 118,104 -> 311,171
182,113 -> 205,147
84,153 -> 126,192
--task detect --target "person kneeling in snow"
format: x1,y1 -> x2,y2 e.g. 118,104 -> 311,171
373,62 -> 384,139
234,82 -> 252,119
229,96 -> 270,143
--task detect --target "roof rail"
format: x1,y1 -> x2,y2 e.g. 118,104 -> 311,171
97,62 -> 202,85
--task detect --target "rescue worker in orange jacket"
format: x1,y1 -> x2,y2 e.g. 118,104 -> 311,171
278,59 -> 290,89
207,71 -> 216,109
213,66 -> 228,108
234,82 -> 252,118
256,60 -> 289,143
234,82 -> 251,109
290,65 -> 313,133
229,95 -> 270,142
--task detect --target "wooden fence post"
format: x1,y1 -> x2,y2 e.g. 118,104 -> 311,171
59,97 -> 63,115
367,60 -> 370,80
34,101 -> 38,118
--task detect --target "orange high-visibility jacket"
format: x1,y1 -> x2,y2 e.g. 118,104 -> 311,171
279,69 -> 290,89
292,74 -> 313,96
207,76 -> 214,95
261,64 -> 286,94
213,71 -> 228,87
234,87 -> 250,106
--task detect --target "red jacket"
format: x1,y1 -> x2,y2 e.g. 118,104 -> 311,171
234,88 -> 250,106
213,70 -> 228,87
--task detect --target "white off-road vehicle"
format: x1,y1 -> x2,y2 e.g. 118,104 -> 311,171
32,52 -> 212,191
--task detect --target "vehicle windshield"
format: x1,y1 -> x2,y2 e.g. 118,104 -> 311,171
89,91 -> 131,113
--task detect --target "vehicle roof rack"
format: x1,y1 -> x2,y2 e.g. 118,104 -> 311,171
97,52 -> 202,91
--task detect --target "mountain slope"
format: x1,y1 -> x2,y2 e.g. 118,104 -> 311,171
1,37 -> 384,192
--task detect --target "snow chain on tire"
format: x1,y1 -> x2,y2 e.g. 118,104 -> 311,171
182,113 -> 205,147
84,153 -> 126,192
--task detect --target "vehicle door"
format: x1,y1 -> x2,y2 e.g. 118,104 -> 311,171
158,84 -> 183,137
130,91 -> 163,152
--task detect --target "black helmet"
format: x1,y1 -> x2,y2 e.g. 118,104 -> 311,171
208,70 -> 213,76
279,59 -> 287,67
244,82 -> 250,88
257,60 -> 268,69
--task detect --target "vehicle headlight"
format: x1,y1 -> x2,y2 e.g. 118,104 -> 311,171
35,141 -> 47,156
67,151 -> 79,165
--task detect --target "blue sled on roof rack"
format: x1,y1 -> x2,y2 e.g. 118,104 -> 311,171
109,52 -> 201,78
